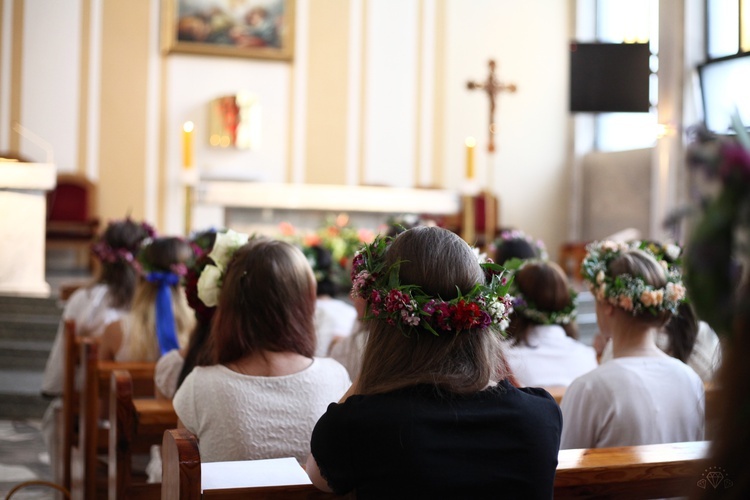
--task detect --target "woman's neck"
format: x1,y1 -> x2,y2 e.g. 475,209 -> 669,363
611,322 -> 666,359
226,351 -> 313,377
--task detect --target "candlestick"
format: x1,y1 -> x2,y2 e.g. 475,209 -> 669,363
465,136 -> 476,180
183,121 -> 194,170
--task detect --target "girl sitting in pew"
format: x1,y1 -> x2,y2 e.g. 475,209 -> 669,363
172,236 -> 351,464
154,229 -> 219,399
41,217 -> 154,479
307,226 -> 562,499
503,260 -> 597,387
98,236 -> 195,361
560,241 -> 704,449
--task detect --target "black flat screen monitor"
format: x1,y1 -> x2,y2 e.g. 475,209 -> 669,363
698,52 -> 750,134
569,42 -> 651,113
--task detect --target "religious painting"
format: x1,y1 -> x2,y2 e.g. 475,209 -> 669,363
162,0 -> 294,61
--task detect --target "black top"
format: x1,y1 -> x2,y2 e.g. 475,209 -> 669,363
310,379 -> 562,500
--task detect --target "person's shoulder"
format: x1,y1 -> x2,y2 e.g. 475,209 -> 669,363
311,357 -> 352,382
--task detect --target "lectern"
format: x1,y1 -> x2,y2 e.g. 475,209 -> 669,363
0,161 -> 56,296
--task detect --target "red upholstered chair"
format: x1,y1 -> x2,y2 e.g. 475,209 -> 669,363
46,173 -> 100,270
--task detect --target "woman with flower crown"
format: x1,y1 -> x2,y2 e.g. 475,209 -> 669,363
172,236 -> 351,464
98,236 -> 196,362
596,240 -> 722,382
41,217 -> 154,481
560,241 -> 704,450
503,260 -> 597,387
306,226 -> 562,499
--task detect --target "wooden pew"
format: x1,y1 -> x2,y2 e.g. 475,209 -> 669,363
69,340 -> 157,499
555,440 -> 709,499
161,429 -> 709,500
110,369 -> 177,499
161,429 -> 341,500
61,319 -> 80,493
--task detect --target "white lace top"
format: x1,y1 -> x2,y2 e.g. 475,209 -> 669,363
173,358 -> 351,463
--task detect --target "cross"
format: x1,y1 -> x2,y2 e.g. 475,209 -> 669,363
467,60 -> 517,152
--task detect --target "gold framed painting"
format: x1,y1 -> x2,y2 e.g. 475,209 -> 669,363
162,0 -> 294,61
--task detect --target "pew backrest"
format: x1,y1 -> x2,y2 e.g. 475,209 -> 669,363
110,369 -> 176,499
161,428 -> 710,500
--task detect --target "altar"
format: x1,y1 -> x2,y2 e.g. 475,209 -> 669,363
0,161 -> 56,296
194,181 -> 461,236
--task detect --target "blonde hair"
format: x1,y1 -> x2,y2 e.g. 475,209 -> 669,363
609,249 -> 671,327
126,281 -> 195,361
357,227 -> 507,395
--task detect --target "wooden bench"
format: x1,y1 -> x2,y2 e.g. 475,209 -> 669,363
161,428 -> 709,500
109,369 -> 178,499
67,337 -> 157,499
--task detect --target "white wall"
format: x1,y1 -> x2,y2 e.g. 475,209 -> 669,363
443,0 -> 571,253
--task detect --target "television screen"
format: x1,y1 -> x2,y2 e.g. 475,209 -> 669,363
569,42 -> 651,113
698,52 -> 750,134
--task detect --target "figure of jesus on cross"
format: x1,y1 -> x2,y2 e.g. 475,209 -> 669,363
467,60 -> 517,153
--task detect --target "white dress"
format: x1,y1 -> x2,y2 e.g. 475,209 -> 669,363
172,358 -> 351,464
599,321 -> 722,382
560,356 -> 704,450
42,284 -> 127,395
154,349 -> 185,399
313,298 -> 358,357
504,325 -> 598,387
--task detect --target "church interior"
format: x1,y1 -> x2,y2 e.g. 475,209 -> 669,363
1,0 -> 749,498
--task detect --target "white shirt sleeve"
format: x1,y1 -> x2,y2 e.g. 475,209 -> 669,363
560,374 -> 609,450
172,368 -> 200,434
155,349 -> 185,399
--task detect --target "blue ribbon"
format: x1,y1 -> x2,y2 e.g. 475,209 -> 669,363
146,271 -> 180,356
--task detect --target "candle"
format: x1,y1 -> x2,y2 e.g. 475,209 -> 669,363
183,121 -> 194,170
465,136 -> 476,180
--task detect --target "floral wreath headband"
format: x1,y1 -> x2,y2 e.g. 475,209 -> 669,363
350,235 -> 515,336
91,218 -> 157,271
491,229 -> 549,260
504,259 -> 578,326
197,229 -> 251,307
581,240 -> 687,316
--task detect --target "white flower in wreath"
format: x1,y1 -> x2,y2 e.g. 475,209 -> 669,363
197,229 -> 250,307
197,265 -> 223,307
209,230 -> 250,272
665,243 -> 681,261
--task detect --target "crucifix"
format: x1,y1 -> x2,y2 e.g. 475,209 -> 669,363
467,60 -> 517,152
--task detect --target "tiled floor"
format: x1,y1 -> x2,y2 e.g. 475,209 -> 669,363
0,419 -> 55,499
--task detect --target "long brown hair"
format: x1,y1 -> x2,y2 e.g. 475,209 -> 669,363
506,261 -> 578,346
211,238 -> 317,364
357,227 -> 508,395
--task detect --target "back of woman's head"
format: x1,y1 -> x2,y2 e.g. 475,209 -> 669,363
358,226 -> 506,395
609,248 -> 671,326
507,261 -> 578,344
96,218 -> 154,308
139,237 -> 193,274
212,238 -> 317,364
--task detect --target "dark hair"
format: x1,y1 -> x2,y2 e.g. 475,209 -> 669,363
138,237 -> 192,273
357,226 -> 508,395
663,302 -> 699,363
494,238 -> 538,266
177,230 -> 220,388
506,261 -> 578,345
97,219 -> 152,308
211,238 -> 317,364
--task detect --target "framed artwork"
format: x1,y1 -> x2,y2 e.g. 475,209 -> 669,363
162,0 -> 294,61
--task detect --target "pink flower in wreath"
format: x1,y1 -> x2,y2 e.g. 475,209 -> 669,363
385,289 -> 411,313
666,282 -> 686,302
618,295 -> 634,311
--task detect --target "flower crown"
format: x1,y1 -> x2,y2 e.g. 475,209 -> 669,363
350,235 -> 515,336
492,229 -> 548,260
504,259 -> 578,326
197,229 -> 251,307
136,237 -> 191,278
91,218 -> 157,268
581,240 -> 687,316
